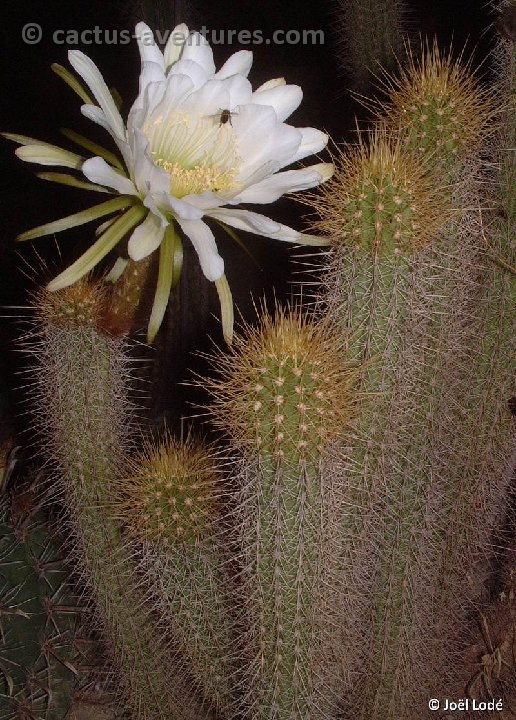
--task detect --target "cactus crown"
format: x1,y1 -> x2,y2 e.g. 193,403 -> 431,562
35,278 -> 107,329
378,39 -> 497,166
205,307 -> 355,463
118,435 -> 219,544
308,130 -> 451,255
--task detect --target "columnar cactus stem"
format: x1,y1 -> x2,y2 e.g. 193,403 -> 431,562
27,280 -> 208,720
377,40 -> 497,179
306,125 -> 496,717
430,2 -> 516,651
116,435 -> 237,715
205,308 -> 355,720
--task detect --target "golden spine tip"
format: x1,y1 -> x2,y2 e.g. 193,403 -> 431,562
306,129 -> 453,255
204,306 -> 357,461
117,434 -> 219,543
377,39 -> 499,162
34,277 -> 108,329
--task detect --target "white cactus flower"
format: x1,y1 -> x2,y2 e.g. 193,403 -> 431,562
6,23 -> 333,342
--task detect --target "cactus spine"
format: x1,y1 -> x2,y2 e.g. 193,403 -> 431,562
28,280 -> 208,720
206,309 -> 355,720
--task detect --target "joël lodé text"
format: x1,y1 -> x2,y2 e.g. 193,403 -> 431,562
442,698 -> 503,712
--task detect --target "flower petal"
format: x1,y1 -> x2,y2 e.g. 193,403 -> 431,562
130,129 -> 170,197
4,133 -> 84,168
127,212 -> 165,261
15,144 -> 83,169
139,60 -> 167,96
207,208 -> 330,246
145,192 -> 205,221
80,103 -> 111,131
181,32 -> 216,77
36,172 -> 111,193
60,128 -> 124,170
17,196 -> 135,241
215,50 -> 253,79
105,257 -> 128,282
252,84 -> 303,122
164,24 -> 189,71
232,105 -> 302,180
68,50 -> 126,140
270,226 -> 330,246
51,63 -> 94,104
175,191 -> 225,211
3,132 -> 50,146
176,218 -> 224,281
169,59 -> 209,90
221,74 -> 253,109
233,162 -> 334,203
284,127 -> 329,165
255,77 -> 286,92
47,204 -> 148,291
223,160 -> 280,200
215,274 -> 234,345
142,73 -> 194,125
82,157 -> 137,195
147,224 -> 183,343
135,23 -> 165,69
207,208 -> 281,235
179,79 -> 230,117
80,105 -> 133,169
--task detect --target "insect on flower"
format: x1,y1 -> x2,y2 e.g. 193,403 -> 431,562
218,108 -> 234,126
203,108 -> 238,127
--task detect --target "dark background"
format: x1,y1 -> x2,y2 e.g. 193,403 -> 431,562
0,0 -> 499,433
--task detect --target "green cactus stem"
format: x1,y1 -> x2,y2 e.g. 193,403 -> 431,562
377,40 -> 497,179
306,124 -> 498,717
116,434 -> 237,716
205,308 -> 355,720
428,2 -> 516,676
27,279 -> 210,720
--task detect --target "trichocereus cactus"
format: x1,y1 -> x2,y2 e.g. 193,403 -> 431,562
115,434 -> 237,716
25,278 -> 210,720
308,128 -> 464,718
0,482 -> 87,719
205,307 -> 356,720
303,42 -> 505,711
375,5 -> 515,684
364,20 -> 514,685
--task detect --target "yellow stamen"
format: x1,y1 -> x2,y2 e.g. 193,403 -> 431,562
154,159 -> 237,197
